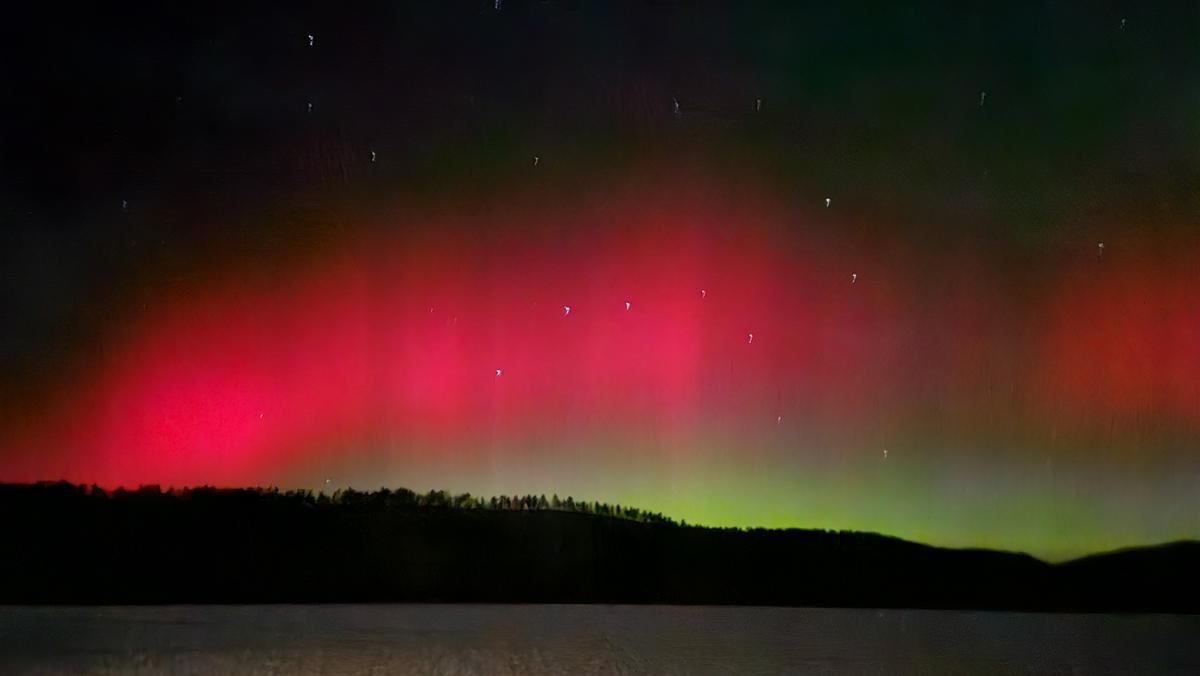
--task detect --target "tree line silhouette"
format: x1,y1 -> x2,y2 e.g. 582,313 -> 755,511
19,481 -> 679,525
1,481 -> 1196,612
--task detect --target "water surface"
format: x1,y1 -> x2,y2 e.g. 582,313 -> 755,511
2,604 -> 1198,674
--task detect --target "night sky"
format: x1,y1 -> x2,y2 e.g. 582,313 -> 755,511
3,2 -> 1199,560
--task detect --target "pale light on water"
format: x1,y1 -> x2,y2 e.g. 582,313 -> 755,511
2,604 -> 1198,675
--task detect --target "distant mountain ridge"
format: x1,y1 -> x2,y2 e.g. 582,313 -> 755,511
1,482 -> 1196,612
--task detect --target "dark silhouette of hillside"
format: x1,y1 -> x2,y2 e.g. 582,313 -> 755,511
1,482 -> 1196,612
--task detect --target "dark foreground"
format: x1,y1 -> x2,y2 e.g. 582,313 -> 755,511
3,604 -> 1199,675
2,483 -> 1198,612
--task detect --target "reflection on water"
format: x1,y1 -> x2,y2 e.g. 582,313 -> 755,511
2,604 -> 1198,675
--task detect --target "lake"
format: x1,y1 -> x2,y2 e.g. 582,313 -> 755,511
2,604 -> 1197,674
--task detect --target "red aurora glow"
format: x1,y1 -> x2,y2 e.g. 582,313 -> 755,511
3,179 -> 1199,490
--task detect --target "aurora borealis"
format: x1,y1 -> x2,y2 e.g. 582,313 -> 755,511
3,2 -> 1198,560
